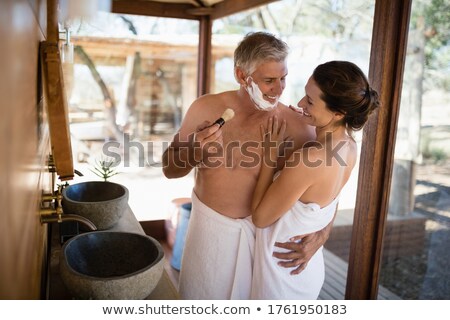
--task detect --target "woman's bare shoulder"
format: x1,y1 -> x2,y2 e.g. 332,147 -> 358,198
285,146 -> 324,171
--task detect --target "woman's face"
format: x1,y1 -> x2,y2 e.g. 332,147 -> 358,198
297,76 -> 336,129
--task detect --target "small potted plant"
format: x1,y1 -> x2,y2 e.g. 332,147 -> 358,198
90,157 -> 119,182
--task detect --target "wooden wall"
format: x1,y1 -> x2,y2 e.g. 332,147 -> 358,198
0,0 -> 52,299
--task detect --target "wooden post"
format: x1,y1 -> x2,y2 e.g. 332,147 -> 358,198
197,15 -> 212,96
345,0 -> 412,299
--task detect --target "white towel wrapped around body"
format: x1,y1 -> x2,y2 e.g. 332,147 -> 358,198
178,191 -> 255,300
251,197 -> 338,300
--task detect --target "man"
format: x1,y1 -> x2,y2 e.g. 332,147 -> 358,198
162,32 -> 332,299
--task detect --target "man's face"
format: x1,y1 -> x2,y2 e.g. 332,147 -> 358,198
246,60 -> 288,110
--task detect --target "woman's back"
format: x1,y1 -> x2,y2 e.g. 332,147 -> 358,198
296,137 -> 357,208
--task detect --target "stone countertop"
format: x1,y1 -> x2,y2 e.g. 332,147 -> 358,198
47,206 -> 179,300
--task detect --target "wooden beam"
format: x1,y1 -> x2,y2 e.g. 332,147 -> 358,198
345,0 -> 412,299
211,0 -> 280,20
47,0 -> 58,43
112,0 -> 199,20
197,15 -> 212,96
70,36 -> 234,61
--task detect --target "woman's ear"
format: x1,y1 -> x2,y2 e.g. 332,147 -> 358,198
334,112 -> 345,121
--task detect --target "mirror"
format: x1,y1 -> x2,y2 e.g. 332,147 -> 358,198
40,40 -> 74,181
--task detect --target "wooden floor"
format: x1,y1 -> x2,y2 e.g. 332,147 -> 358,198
161,241 -> 400,300
319,249 -> 400,300
161,241 -> 181,289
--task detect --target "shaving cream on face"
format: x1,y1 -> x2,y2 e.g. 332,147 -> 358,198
245,77 -> 278,111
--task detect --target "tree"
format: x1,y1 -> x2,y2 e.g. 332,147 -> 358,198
74,45 -> 124,143
420,0 -> 450,91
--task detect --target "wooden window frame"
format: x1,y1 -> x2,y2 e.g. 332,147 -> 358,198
346,0 -> 412,299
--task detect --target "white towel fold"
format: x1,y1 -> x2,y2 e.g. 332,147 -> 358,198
178,191 -> 255,300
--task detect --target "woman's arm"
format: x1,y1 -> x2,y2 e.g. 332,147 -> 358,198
251,117 -> 314,228
251,116 -> 284,214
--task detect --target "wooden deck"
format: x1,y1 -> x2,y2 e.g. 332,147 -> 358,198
162,244 -> 401,300
320,249 -> 401,300
142,221 -> 401,300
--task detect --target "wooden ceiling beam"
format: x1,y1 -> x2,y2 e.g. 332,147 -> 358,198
70,36 -> 234,60
112,0 -> 200,20
112,0 -> 281,20
211,0 -> 280,20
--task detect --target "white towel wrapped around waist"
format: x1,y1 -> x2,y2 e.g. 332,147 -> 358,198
178,191 -> 255,300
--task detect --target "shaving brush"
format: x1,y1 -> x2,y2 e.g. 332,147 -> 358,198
213,108 -> 235,127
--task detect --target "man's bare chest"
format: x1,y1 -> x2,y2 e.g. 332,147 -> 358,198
220,123 -> 263,169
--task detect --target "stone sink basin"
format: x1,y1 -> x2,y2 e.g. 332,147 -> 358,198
62,181 -> 129,230
60,231 -> 164,300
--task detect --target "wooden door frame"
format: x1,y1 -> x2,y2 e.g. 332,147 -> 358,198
346,0 -> 413,299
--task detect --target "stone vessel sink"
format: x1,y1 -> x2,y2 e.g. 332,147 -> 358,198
60,231 -> 164,299
62,181 -> 129,230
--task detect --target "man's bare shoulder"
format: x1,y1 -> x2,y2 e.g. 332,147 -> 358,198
278,105 -> 315,142
183,91 -> 234,121
192,91 -> 237,109
178,91 -> 238,135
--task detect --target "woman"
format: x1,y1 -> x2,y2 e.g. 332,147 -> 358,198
250,60 -> 380,299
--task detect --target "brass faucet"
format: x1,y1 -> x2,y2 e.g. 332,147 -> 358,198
40,185 -> 97,231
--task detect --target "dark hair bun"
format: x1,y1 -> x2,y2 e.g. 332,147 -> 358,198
313,61 -> 381,131
345,87 -> 380,130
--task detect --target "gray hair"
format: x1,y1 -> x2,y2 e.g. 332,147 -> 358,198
234,31 -> 289,81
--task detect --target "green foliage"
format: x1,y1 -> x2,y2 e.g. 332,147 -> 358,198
420,129 -> 449,163
216,0 -> 374,39
57,182 -> 69,191
422,147 -> 448,163
429,148 -> 448,163
90,158 -> 119,182
423,0 -> 450,48
412,0 -> 450,90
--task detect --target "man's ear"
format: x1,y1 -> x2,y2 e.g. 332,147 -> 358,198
235,67 -> 247,86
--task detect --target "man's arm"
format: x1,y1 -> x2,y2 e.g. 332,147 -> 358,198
162,132 -> 199,179
273,206 -> 337,275
162,121 -> 222,179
